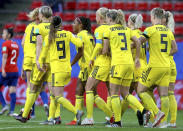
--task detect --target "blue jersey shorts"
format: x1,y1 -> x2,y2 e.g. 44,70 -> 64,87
0,72 -> 19,87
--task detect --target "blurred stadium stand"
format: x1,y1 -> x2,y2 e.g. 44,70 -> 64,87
0,0 -> 183,41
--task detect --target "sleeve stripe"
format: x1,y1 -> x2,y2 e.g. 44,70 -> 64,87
96,39 -> 102,44
142,33 -> 149,39
103,37 -> 108,39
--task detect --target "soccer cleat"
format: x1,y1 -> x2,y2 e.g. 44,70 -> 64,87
39,119 -> 56,125
157,122 -> 168,128
152,111 -> 165,127
76,110 -> 84,125
44,105 -> 49,117
14,115 -> 27,123
0,105 -> 9,115
65,120 -> 77,125
105,121 -> 122,127
104,117 -> 110,125
167,123 -> 176,128
144,122 -> 153,128
81,118 -> 94,125
109,116 -> 115,124
142,109 -> 151,126
136,110 -> 143,126
6,111 -> 16,117
54,116 -> 61,125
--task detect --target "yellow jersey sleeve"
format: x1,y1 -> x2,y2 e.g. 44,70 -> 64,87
41,35 -> 49,63
103,27 -> 110,39
70,32 -> 82,48
142,26 -> 155,39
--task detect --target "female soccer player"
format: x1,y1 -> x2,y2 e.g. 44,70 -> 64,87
81,7 -> 114,125
66,16 -> 95,125
164,11 -> 177,128
121,13 -> 148,126
20,7 -> 49,118
0,28 -> 19,116
102,9 -> 150,127
15,6 -> 60,124
40,16 -> 84,125
137,8 -> 177,128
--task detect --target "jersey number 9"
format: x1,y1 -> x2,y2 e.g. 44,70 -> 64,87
161,34 -> 167,52
118,33 -> 127,50
56,41 -> 66,59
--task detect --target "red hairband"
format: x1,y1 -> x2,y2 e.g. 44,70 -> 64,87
76,17 -> 82,24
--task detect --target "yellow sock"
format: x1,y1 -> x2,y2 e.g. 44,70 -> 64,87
111,95 -> 121,122
95,95 -> 113,118
147,90 -> 156,104
121,100 -> 128,117
74,95 -> 84,121
48,95 -> 56,120
86,91 -> 94,118
26,87 -> 30,98
107,96 -> 112,111
168,91 -> 177,124
56,96 -> 77,114
161,96 -> 169,123
55,103 -> 61,118
22,92 -> 36,118
129,103 -> 138,113
126,94 -> 144,113
139,92 -> 159,115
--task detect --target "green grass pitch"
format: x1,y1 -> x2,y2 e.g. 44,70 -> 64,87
0,105 -> 183,131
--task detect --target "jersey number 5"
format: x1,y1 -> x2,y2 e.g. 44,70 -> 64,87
161,34 -> 167,52
10,50 -> 17,65
56,41 -> 66,59
118,33 -> 127,50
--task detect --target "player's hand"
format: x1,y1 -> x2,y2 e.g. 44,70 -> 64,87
21,70 -> 26,80
2,69 -> 6,77
89,60 -> 94,69
135,58 -> 141,69
36,60 -> 44,72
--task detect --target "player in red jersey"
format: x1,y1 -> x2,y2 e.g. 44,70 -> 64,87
0,28 -> 19,116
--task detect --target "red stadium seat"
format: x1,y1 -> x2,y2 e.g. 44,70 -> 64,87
14,24 -> 26,33
90,2 -> 100,10
101,2 -> 112,9
174,2 -> 183,11
124,2 -> 136,10
142,13 -> 150,22
30,1 -> 43,10
176,38 -> 183,42
77,2 -> 88,10
63,25 -> 72,32
65,1 -> 76,10
92,25 -> 98,33
16,12 -> 29,21
137,2 -> 148,11
76,13 -> 87,18
175,26 -> 183,35
14,34 -> 23,39
162,2 -> 172,10
140,26 -> 146,32
63,13 -> 75,21
54,12 -> 63,19
4,23 -> 15,29
114,2 -> 125,10
174,14 -> 183,22
88,13 -> 96,22
149,2 -> 160,10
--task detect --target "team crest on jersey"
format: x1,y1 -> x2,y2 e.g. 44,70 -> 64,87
3,47 -> 7,51
143,31 -> 148,35
72,34 -> 77,38
95,32 -> 99,38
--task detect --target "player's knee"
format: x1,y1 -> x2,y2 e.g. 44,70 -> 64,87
9,86 -> 16,93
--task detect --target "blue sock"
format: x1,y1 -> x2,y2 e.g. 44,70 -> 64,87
10,92 -> 16,112
31,103 -> 35,116
0,91 -> 6,107
40,91 -> 48,105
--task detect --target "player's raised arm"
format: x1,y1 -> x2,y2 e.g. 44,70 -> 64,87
71,47 -> 83,67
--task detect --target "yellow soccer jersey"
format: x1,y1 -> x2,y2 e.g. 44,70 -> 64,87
93,24 -> 111,66
142,25 -> 174,68
77,30 -> 95,68
24,22 -> 37,57
42,30 -> 82,73
34,22 -> 50,63
103,24 -> 134,66
131,29 -> 147,68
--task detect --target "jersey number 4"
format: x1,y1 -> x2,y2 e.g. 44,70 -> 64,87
161,34 -> 168,52
56,41 -> 66,59
10,50 -> 17,64
118,33 -> 127,50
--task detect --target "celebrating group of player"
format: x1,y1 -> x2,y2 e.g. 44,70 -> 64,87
0,4 -> 178,128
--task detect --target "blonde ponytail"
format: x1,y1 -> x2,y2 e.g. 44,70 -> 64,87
27,8 -> 39,21
96,7 -> 109,21
165,11 -> 175,33
116,9 -> 126,26
129,14 -> 143,29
